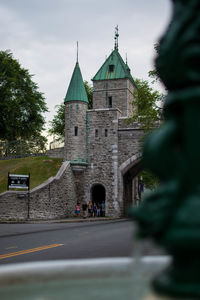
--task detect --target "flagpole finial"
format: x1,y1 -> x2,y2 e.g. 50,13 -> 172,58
114,25 -> 119,51
76,41 -> 79,63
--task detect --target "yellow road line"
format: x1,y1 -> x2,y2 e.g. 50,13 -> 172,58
0,244 -> 64,260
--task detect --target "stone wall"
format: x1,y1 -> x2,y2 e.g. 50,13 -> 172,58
70,110 -> 144,217
118,118 -> 143,166
46,147 -> 64,159
0,192 -> 28,221
83,108 -> 121,216
0,161 -> 75,221
72,170 -> 87,205
115,118 -> 143,215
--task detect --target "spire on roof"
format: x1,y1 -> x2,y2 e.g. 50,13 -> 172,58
64,53 -> 88,104
114,25 -> 119,51
76,41 -> 79,63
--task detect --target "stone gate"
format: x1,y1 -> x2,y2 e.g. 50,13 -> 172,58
63,31 -> 144,217
0,31 -> 144,220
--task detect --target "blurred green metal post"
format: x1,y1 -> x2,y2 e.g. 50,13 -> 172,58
130,0 -> 200,298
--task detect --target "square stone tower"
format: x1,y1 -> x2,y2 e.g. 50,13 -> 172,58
92,49 -> 136,117
64,30 -> 142,217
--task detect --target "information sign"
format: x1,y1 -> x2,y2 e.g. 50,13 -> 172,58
8,173 -> 30,190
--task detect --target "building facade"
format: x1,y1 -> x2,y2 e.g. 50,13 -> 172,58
0,35 -> 144,221
64,37 -> 143,217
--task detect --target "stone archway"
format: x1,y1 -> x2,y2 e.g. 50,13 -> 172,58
119,153 -> 143,216
91,184 -> 106,206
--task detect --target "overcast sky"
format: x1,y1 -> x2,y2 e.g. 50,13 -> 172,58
0,0 -> 172,142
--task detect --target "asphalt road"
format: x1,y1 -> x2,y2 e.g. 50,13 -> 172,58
0,219 -> 164,265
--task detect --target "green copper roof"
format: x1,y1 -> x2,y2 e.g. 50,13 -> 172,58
92,49 -> 136,86
64,62 -> 88,103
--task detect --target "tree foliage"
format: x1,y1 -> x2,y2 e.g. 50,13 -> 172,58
130,76 -> 164,190
129,78 -> 164,132
48,103 -> 65,142
49,81 -> 93,141
0,138 -> 47,158
84,81 -> 93,109
0,50 -> 48,142
148,44 -> 160,84
139,169 -> 160,191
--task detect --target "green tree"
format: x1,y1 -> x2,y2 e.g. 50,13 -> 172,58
139,169 -> 160,191
0,50 -> 48,142
48,103 -> 65,142
84,80 -> 93,109
148,44 -> 161,84
129,77 -> 164,190
129,78 -> 164,131
49,81 -> 93,141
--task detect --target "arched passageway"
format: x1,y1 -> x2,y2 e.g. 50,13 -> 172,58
122,160 -> 143,216
91,184 -> 106,206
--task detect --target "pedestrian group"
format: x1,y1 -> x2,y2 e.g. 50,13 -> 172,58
75,201 -> 105,218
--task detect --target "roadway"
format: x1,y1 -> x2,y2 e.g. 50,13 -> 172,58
0,219 -> 164,265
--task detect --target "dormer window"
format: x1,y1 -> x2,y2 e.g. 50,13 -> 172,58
109,64 -> 114,72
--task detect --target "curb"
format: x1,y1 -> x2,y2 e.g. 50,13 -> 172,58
0,217 -> 128,224
30,217 -> 123,224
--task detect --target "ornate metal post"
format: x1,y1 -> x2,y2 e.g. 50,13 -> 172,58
130,0 -> 200,298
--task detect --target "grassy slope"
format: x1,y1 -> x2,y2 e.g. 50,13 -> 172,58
0,156 -> 63,194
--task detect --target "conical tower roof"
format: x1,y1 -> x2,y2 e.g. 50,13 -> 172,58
92,49 -> 136,87
64,62 -> 88,103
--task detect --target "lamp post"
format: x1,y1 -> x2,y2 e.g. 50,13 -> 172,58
130,0 -> 200,298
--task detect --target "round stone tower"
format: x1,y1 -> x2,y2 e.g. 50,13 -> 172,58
64,60 -> 88,163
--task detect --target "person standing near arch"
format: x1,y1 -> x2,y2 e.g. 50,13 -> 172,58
93,202 -> 97,217
88,201 -> 93,217
101,201 -> 105,217
82,201 -> 88,219
75,203 -> 81,217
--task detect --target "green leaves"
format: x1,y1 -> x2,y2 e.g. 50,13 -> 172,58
48,103 -> 65,142
128,78 -> 164,132
84,81 -> 93,109
0,50 -> 48,142
129,76 -> 164,190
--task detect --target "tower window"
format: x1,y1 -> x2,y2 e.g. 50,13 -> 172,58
75,126 -> 78,136
105,129 -> 108,137
109,64 -> 114,72
108,96 -> 112,108
95,129 -> 98,138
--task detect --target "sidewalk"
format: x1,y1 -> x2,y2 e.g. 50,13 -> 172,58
0,216 -> 124,224
31,216 -> 124,223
